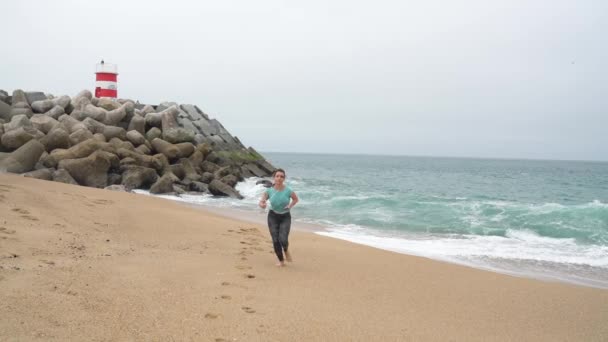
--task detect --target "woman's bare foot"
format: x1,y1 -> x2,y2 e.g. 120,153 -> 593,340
276,261 -> 285,267
285,251 -> 293,262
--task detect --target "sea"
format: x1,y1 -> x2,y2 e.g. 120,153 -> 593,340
135,152 -> 608,289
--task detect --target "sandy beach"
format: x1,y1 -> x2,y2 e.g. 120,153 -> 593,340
0,173 -> 607,341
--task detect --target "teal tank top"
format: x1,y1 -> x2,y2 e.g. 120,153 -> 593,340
266,186 -> 293,214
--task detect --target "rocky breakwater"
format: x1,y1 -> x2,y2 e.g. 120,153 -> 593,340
0,89 -> 275,198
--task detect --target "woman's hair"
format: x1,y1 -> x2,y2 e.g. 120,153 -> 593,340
273,168 -> 286,178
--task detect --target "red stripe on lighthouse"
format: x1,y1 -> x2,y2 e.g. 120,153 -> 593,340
96,88 -> 117,98
96,72 -> 117,82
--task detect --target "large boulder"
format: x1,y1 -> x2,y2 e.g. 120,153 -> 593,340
149,172 -> 179,194
44,139 -> 113,168
58,151 -> 111,188
0,139 -> 45,173
31,99 -> 55,113
40,126 -> 70,151
103,104 -> 127,125
128,115 -> 145,135
120,165 -> 158,190
200,160 -> 220,174
44,105 -> 65,120
25,92 -> 47,105
1,127 -> 36,149
3,114 -> 32,132
163,127 -> 195,144
243,163 -> 267,177
0,100 -> 11,121
144,112 -> 162,128
126,130 -> 146,146
179,158 -> 201,181
145,127 -> 162,141
220,174 -> 238,188
58,114 -> 87,133
69,128 -> 94,146
208,179 -> 243,199
52,169 -> 78,185
151,138 -> 180,160
97,98 -> 121,111
30,114 -> 59,134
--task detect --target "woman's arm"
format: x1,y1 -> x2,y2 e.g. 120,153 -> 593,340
259,191 -> 269,209
287,191 -> 299,209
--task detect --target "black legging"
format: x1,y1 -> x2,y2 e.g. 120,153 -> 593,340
267,210 -> 291,262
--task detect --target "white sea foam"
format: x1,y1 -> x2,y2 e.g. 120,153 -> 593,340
316,226 -> 608,288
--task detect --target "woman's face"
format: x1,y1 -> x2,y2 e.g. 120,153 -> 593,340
274,171 -> 286,186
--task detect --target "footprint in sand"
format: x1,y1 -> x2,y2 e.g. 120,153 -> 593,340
0,184 -> 15,192
0,227 -> 16,234
11,208 -> 29,214
220,295 -> 231,300
221,281 -> 231,286
21,215 -> 39,221
204,313 -> 220,319
215,339 -> 229,342
241,306 -> 256,314
235,265 -> 251,270
92,199 -> 113,205
244,274 -> 256,279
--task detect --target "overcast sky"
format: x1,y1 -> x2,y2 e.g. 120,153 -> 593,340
2,0 -> 607,161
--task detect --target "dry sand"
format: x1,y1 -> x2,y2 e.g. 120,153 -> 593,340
0,173 -> 607,341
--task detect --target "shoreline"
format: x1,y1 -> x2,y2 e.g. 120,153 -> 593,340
2,173 -> 607,341
133,190 -> 608,290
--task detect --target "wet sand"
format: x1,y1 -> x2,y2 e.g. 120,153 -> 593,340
1,173 -> 607,341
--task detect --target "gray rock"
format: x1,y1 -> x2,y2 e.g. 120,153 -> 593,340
144,112 -> 162,128
69,128 -> 94,146
97,98 -> 121,111
151,138 -> 180,160
135,144 -> 151,155
200,172 -> 214,184
208,179 -> 243,199
52,95 -> 71,109
141,105 -> 154,114
30,114 -> 59,134
11,90 -> 28,106
81,103 -> 107,122
58,114 -> 87,133
145,127 -> 162,141
103,104 -> 127,125
71,90 -> 92,111
0,90 -> 8,104
45,139 -> 113,168
82,117 -> 105,134
256,159 -> 276,175
23,168 -> 53,180
0,100 -> 12,121
243,163 -> 267,177
121,165 -> 158,190
149,172 -> 179,194
179,158 -> 201,181
201,161 -> 220,174
40,126 -> 70,151
189,181 -> 209,193
58,151 -> 111,188
163,127 -> 195,144
52,169 -> 78,185
220,174 -> 238,188
31,99 -> 55,113
170,163 -> 185,179
128,115 -> 145,135
0,139 -> 45,173
44,105 -> 65,120
25,92 -> 47,105
180,104 -> 208,121
109,138 -> 135,152
103,126 -> 127,141
3,114 -> 32,132
160,105 -> 179,132
1,127 -> 35,149
126,130 -> 146,146
93,133 -> 106,142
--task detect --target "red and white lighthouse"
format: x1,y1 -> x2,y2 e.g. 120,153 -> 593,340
95,61 -> 118,98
